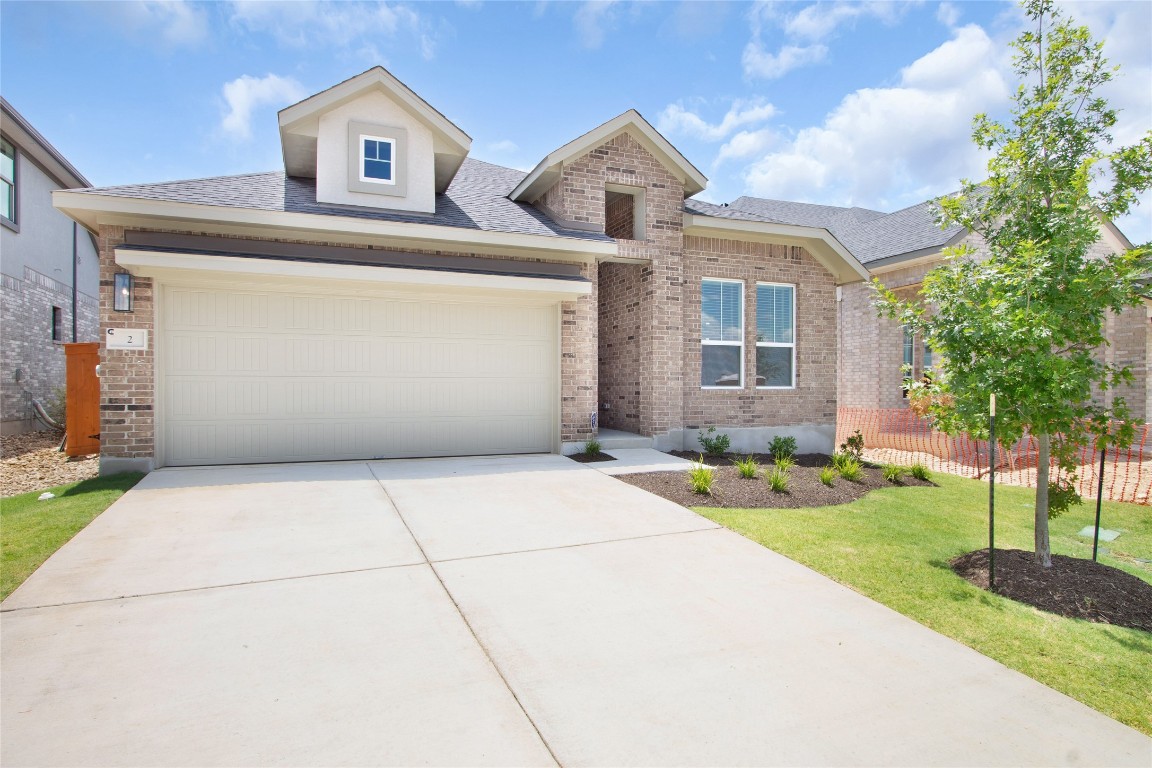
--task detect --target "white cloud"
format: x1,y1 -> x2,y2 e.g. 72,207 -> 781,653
742,43 -> 828,79
112,0 -> 209,47
657,98 -> 776,142
936,2 -> 960,28
742,24 -> 1011,209
717,128 -> 777,165
220,74 -> 307,141
228,1 -> 432,58
487,139 -> 519,154
743,1 -> 912,80
573,1 -> 619,49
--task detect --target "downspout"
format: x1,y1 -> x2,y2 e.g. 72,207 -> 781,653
71,221 -> 78,342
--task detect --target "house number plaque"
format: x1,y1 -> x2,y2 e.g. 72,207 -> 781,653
106,328 -> 148,350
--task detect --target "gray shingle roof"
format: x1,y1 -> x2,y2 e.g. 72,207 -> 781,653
71,158 -> 613,244
707,196 -> 966,265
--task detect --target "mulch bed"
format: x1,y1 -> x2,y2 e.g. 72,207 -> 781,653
952,548 -> 1152,633
1,430 -> 100,498
617,452 -> 933,509
567,451 -> 617,463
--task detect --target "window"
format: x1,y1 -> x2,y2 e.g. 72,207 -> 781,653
51,306 -> 63,342
756,283 -> 795,388
701,279 -> 743,388
1,137 -> 15,224
902,326 -> 915,397
360,136 -> 395,184
922,340 -> 933,372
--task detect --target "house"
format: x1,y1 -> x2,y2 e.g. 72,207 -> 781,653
1,98 -> 99,435
53,67 -> 870,473
707,197 -> 1147,420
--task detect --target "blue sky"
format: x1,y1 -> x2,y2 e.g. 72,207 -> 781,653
2,0 -> 1150,241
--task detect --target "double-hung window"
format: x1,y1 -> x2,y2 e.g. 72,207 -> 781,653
360,135 -> 395,184
756,283 -> 795,388
701,278 -> 743,388
1,138 -> 15,224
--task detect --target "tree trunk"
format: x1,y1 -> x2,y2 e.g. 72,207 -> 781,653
1034,433 -> 1053,567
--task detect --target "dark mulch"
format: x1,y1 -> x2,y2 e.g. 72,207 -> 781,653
951,548 -> 1152,633
618,453 -> 933,509
568,451 -> 617,463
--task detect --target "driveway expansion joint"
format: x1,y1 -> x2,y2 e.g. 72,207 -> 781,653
368,462 -> 562,767
426,524 -> 722,565
0,561 -> 427,613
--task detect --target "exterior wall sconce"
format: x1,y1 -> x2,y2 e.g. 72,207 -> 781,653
114,272 -> 133,312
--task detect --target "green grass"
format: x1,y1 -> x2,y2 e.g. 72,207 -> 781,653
2,473 -> 144,600
695,474 -> 1152,735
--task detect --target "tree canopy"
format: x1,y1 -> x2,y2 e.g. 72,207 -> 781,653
875,0 -> 1152,566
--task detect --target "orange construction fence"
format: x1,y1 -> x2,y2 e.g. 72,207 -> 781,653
836,408 -> 1152,506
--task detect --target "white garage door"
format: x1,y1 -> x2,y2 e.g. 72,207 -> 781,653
161,283 -> 557,466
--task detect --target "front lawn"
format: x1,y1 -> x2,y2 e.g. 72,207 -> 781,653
695,474 -> 1152,736
1,473 -> 144,601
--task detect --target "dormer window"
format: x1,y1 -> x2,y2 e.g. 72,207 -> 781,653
346,121 -> 408,198
361,136 -> 395,184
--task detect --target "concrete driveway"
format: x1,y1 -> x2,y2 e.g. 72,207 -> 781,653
2,455 -> 1149,766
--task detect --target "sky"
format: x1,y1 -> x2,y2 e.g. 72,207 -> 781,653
2,0 -> 1150,242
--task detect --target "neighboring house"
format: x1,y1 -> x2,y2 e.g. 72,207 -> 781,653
1,98 -> 99,435
53,67 -> 868,473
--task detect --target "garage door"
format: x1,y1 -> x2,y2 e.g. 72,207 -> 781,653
161,283 -> 557,466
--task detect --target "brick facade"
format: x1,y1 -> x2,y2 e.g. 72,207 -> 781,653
1,268 -> 98,432
682,237 -> 838,432
840,232 -> 1149,420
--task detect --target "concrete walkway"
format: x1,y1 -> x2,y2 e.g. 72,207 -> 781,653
2,455 -> 1149,766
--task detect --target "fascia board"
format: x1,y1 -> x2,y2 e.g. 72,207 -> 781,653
683,213 -> 869,285
278,68 -> 471,150
116,248 -> 591,299
53,191 -> 616,260
511,111 -> 707,202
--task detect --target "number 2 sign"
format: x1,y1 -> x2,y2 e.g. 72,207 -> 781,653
106,327 -> 148,350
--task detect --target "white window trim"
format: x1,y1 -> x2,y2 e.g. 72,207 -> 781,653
359,134 -> 397,186
701,277 -> 744,390
755,281 -> 796,390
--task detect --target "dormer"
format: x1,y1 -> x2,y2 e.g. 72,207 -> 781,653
278,67 -> 471,214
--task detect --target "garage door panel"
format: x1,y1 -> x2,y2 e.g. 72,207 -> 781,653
163,285 -> 557,466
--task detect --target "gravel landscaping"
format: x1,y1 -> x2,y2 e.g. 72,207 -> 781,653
1,431 -> 99,497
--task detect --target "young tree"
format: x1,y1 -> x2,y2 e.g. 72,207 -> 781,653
875,0 -> 1152,567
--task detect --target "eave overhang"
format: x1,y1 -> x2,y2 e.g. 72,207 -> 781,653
115,248 -> 591,300
511,110 -> 707,204
54,190 -> 617,263
682,213 -> 869,285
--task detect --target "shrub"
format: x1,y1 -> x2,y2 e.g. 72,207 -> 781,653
881,464 -> 906,484
768,435 -> 798,462
697,426 -> 731,457
583,439 -> 601,457
733,455 -> 759,479
773,455 -> 796,472
909,462 -> 931,481
819,466 -> 836,487
837,457 -> 864,482
765,467 -> 789,492
688,459 -> 715,495
839,429 -> 864,461
831,452 -> 852,472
